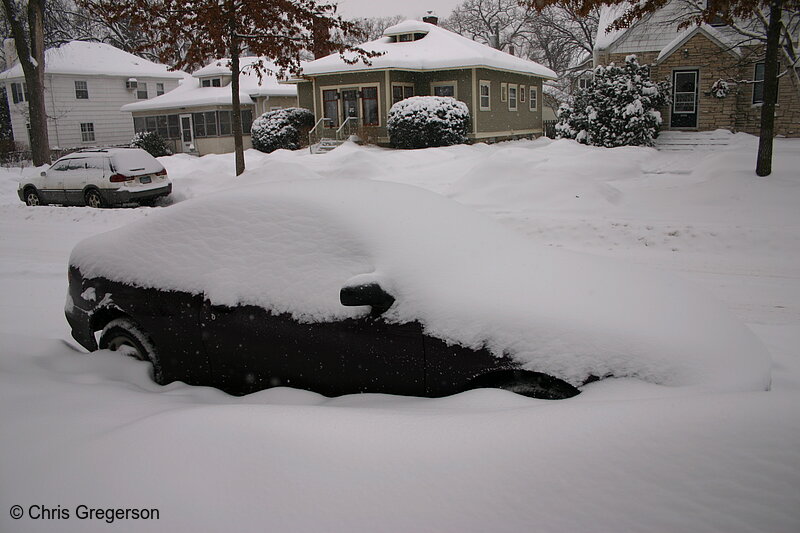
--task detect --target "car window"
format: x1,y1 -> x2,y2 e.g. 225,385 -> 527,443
84,157 -> 108,171
51,160 -> 71,172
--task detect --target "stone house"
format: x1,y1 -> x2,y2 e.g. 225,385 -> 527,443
593,3 -> 799,136
122,57 -> 298,155
288,15 -> 557,145
0,40 -> 184,150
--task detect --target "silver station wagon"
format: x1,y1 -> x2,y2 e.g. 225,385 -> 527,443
19,147 -> 172,207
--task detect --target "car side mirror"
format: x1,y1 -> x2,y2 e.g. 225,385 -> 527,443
40,171 -> 47,177
340,282 -> 395,315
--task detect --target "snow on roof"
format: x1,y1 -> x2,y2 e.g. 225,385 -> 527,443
595,4 -> 631,51
69,178 -> 770,392
121,57 -> 296,113
657,25 -> 742,62
300,20 -> 556,79
595,1 -> 751,55
0,41 -> 185,80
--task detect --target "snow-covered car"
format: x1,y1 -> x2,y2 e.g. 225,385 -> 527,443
19,147 -> 171,207
65,179 -> 771,398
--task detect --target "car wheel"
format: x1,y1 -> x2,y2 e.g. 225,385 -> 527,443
24,188 -> 41,206
99,318 -> 163,382
84,189 -> 104,208
471,370 -> 580,400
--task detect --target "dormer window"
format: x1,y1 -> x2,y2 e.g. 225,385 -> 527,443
389,32 -> 428,43
201,78 -> 222,87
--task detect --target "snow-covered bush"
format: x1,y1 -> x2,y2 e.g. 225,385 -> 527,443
387,96 -> 470,149
251,107 -> 314,153
556,55 -> 670,148
130,131 -> 172,157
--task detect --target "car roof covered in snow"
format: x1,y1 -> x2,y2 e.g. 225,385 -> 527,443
69,179 -> 770,393
299,20 -> 557,79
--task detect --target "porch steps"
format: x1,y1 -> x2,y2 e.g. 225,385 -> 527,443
655,131 -> 732,151
310,138 -> 345,154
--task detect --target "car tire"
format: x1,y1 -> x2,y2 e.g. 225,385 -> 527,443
471,370 -> 580,400
99,318 -> 163,383
24,188 -> 42,206
84,189 -> 104,208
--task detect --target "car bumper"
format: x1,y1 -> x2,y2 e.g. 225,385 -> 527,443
104,183 -> 172,205
65,294 -> 98,351
16,189 -> 24,202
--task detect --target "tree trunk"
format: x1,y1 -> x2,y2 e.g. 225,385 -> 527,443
755,0 -> 782,177
230,28 -> 245,176
2,0 -> 50,166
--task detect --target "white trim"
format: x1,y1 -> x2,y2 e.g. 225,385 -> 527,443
430,80 -> 457,98
500,82 -> 507,102
529,86 -> 538,111
519,84 -> 526,104
390,82 -> 415,106
508,83 -> 518,111
472,68 -> 478,134
294,65 -> 557,81
318,82 -> 382,127
479,80 -> 491,111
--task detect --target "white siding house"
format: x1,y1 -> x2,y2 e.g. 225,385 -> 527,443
0,41 -> 185,150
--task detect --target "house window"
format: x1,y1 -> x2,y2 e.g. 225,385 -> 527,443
133,117 -> 145,133
11,82 -> 27,103
508,84 -> 518,111
201,78 -> 222,87
520,85 -> 526,103
241,109 -> 253,134
529,86 -> 538,111
80,122 -> 95,142
218,111 -> 231,135
323,89 -> 339,127
361,86 -> 379,126
578,77 -> 590,90
432,82 -> 455,97
137,82 -> 148,99
752,62 -> 778,104
74,80 -> 89,99
156,115 -> 169,138
399,33 -> 414,42
192,112 -> 206,137
204,111 -> 218,136
501,82 -> 507,102
168,114 -> 180,138
479,81 -> 490,111
156,83 -> 165,96
391,84 -> 414,105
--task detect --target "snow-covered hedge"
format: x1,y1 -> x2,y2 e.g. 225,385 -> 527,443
130,131 -> 172,157
556,55 -> 671,148
251,107 -> 314,153
388,96 -> 470,149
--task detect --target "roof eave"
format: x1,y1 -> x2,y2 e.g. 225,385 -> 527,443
301,64 -> 557,80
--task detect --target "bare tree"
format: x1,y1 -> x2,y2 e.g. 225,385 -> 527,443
339,15 -> 404,46
1,0 -> 49,165
444,0 -> 538,52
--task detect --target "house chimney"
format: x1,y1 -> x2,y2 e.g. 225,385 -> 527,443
3,38 -> 18,69
422,10 -> 438,25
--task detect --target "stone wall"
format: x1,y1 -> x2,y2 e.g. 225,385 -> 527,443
598,32 -> 799,137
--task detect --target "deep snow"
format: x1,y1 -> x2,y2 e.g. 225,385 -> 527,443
1,131 -> 799,532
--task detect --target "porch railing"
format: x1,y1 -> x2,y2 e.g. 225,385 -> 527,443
308,117 -> 333,148
336,116 -> 358,141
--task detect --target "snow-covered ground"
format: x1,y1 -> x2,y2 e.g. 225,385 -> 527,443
1,131 -> 799,532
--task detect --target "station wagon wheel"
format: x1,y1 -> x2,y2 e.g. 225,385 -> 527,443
24,188 -> 41,206
99,317 -> 163,383
84,189 -> 104,208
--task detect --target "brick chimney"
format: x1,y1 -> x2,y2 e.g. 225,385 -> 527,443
422,10 -> 438,25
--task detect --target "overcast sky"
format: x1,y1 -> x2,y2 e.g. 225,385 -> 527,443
334,0 -> 462,20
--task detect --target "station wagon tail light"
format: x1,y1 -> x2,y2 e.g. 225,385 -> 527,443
155,168 -> 167,176
109,173 -> 134,182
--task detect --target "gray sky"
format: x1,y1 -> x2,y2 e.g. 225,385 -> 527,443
334,0 -> 462,20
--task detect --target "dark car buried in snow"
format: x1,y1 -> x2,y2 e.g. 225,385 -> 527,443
65,180 -> 770,399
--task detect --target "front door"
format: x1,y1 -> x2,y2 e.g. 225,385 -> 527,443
340,89 -> 360,126
671,70 -> 699,128
179,114 -> 194,152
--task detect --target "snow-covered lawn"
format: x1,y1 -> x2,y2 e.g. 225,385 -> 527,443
1,132 -> 799,532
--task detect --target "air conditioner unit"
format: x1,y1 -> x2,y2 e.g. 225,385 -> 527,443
126,78 -> 138,90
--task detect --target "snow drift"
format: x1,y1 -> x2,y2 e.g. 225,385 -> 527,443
69,179 -> 771,392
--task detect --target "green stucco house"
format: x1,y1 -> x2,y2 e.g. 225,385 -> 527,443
288,16 -> 557,145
